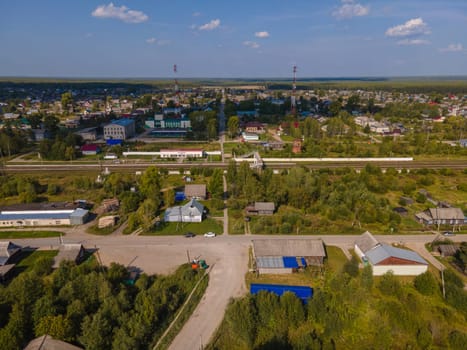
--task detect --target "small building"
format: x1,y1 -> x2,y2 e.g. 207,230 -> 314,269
0,241 -> 21,266
246,202 -> 275,216
74,127 -> 98,141
103,119 -> 135,140
100,198 -> 120,213
24,334 -> 83,350
53,244 -> 86,268
164,198 -> 205,223
184,184 -> 207,200
244,122 -> 266,134
98,215 -> 119,229
292,139 -> 302,154
354,231 -> 428,276
242,132 -> 259,142
393,207 -> 408,216
80,144 -> 101,155
437,244 -> 459,257
253,239 -> 326,274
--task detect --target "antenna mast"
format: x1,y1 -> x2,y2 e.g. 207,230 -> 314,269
291,65 -> 297,115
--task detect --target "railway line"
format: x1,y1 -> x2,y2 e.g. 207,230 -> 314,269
3,159 -> 466,173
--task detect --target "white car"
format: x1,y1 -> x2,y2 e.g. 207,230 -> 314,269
204,232 -> 216,238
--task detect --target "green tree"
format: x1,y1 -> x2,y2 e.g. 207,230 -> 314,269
209,169 -> 224,200
413,272 -> 438,296
34,315 -> 72,341
227,116 -> 239,138
61,92 -> 73,114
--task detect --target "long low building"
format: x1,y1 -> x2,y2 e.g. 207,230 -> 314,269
0,208 -> 89,227
253,239 -> 326,274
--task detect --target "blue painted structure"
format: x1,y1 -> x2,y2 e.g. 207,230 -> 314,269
282,256 -> 307,268
175,192 -> 186,202
250,283 -> 313,302
106,139 -> 123,145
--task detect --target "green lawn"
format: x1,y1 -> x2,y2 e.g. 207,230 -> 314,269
0,230 -> 63,239
325,245 -> 349,273
146,218 -> 223,236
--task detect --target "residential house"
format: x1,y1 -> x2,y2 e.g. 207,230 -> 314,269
244,122 -> 266,134
246,202 -> 275,216
415,207 -> 465,226
164,199 -> 205,223
80,144 -> 101,155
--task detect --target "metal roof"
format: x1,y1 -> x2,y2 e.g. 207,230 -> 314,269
355,231 -> 380,254
109,119 -> 134,127
428,207 -> 464,220
0,208 -> 87,221
53,244 -> 84,268
365,244 -> 427,266
254,202 -> 275,211
253,239 -> 325,258
0,242 -> 21,266
256,256 -> 284,269
165,199 -> 204,219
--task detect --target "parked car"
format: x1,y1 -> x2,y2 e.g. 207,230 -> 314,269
204,232 -> 216,238
442,231 -> 455,236
184,232 -> 196,238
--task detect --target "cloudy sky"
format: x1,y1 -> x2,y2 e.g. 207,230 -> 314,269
1,0 -> 466,78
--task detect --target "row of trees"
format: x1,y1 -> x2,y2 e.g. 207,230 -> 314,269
210,265 -> 467,349
0,257 -> 203,350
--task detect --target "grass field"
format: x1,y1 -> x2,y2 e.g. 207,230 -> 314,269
146,218 -> 223,236
0,230 -> 63,239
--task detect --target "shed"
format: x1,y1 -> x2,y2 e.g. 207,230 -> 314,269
0,241 -> 21,266
437,244 -> 459,257
245,202 -> 275,216
24,334 -> 83,350
184,184 -> 207,200
69,208 -> 89,225
354,231 -> 380,258
253,239 -> 325,274
53,244 -> 86,268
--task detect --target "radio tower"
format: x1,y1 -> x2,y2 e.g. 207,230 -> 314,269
173,64 -> 179,107
291,65 -> 297,115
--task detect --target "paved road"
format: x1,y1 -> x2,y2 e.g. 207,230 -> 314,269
5,230 -> 465,349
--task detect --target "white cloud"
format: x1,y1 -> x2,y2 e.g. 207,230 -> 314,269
199,19 -> 220,31
332,0 -> 369,19
385,18 -> 430,37
243,41 -> 260,49
255,31 -> 270,38
92,3 -> 148,23
192,12 -> 201,17
397,39 -> 430,46
146,38 -> 170,46
439,43 -> 464,52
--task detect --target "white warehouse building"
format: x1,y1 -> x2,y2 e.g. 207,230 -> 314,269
355,231 -> 428,276
0,208 -> 89,227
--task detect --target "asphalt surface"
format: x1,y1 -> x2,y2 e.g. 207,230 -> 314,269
5,230 -> 465,349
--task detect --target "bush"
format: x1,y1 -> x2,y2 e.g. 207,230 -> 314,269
413,272 -> 438,296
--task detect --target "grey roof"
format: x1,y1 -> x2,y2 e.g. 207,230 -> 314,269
53,244 -> 84,268
355,231 -> 380,254
255,202 -> 275,211
253,239 -> 325,258
0,241 -> 21,266
165,199 -> 204,218
365,244 -> 427,266
415,212 -> 432,222
184,184 -> 207,198
428,207 -> 464,220
24,335 -> 83,350
256,256 -> 285,269
69,208 -> 89,218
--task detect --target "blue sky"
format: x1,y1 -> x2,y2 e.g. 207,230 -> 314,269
1,0 -> 467,78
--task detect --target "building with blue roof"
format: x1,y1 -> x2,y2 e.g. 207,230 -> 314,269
0,208 -> 89,227
104,119 -> 135,140
354,231 -> 428,276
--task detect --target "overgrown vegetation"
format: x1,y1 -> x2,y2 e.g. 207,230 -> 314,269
0,258 -> 205,350
209,267 -> 467,350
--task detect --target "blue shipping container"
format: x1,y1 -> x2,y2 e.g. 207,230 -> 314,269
106,139 -> 123,146
250,283 -> 313,302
